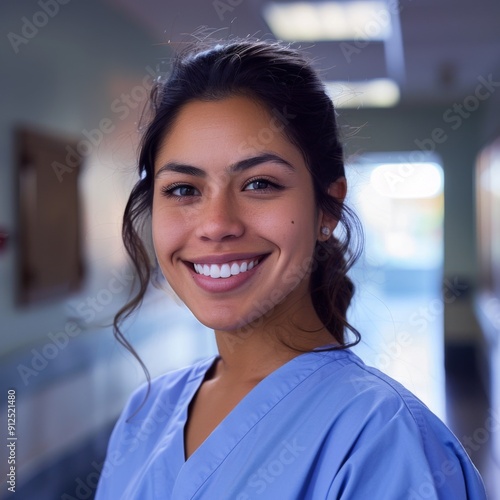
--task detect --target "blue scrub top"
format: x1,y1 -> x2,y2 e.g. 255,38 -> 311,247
95,349 -> 487,499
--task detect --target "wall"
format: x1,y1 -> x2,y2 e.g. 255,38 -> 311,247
0,2 -> 216,497
0,0 -> 166,354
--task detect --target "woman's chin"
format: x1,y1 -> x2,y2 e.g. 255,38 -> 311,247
193,311 -> 260,336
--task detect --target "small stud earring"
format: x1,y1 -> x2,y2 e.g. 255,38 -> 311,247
321,226 -> 331,237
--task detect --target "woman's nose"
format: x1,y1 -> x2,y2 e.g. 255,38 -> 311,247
194,191 -> 245,242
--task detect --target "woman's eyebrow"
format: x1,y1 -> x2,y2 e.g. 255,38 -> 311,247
155,163 -> 205,178
232,153 -> 296,173
155,153 -> 295,179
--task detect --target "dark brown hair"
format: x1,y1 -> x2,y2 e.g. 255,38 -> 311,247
113,39 -> 364,382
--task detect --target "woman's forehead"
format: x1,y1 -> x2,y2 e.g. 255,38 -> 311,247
154,96 -> 306,175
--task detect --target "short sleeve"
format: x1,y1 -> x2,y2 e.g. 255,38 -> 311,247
325,394 -> 486,499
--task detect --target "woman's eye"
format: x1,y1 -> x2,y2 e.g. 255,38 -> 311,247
244,179 -> 281,191
161,184 -> 199,197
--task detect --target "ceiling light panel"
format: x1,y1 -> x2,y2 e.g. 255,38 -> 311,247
263,1 -> 392,41
325,78 -> 400,108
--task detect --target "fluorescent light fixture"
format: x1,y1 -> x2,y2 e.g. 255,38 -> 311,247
263,1 -> 392,41
370,163 -> 444,199
325,79 -> 400,108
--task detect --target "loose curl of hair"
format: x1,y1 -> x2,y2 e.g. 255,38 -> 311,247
113,39 -> 364,389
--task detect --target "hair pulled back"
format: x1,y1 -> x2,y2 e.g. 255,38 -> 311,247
114,39 -> 364,371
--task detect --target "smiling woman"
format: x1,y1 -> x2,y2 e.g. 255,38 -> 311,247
95,40 -> 486,499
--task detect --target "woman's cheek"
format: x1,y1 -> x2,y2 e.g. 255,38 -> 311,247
152,211 -> 183,258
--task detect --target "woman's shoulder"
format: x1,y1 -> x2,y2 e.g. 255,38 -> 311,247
314,349 -> 450,437
317,349 -> 478,470
328,349 -> 433,407
310,349 -> 486,497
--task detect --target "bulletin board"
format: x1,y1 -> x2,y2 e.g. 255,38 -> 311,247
16,127 -> 84,305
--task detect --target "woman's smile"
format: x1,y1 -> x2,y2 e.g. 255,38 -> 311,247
182,253 -> 270,294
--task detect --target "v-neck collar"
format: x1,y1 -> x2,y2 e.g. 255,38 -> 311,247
163,355 -> 220,475
169,348 -> 345,499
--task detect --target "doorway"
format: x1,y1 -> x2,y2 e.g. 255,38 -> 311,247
346,152 -> 446,419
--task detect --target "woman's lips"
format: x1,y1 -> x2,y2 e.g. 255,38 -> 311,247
184,254 -> 269,293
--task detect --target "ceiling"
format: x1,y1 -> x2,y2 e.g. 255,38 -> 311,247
105,0 -> 500,105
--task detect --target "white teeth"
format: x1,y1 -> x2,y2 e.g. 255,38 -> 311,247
210,264 -> 220,278
193,258 -> 260,278
220,263 -> 231,278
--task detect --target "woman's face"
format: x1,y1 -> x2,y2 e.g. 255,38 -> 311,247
152,95 -> 326,332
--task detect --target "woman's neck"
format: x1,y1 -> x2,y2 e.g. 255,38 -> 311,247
211,297 -> 336,385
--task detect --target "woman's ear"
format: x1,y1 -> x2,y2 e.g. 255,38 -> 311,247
318,176 -> 347,241
328,176 -> 347,202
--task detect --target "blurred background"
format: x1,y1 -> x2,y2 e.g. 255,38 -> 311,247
0,0 -> 499,498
